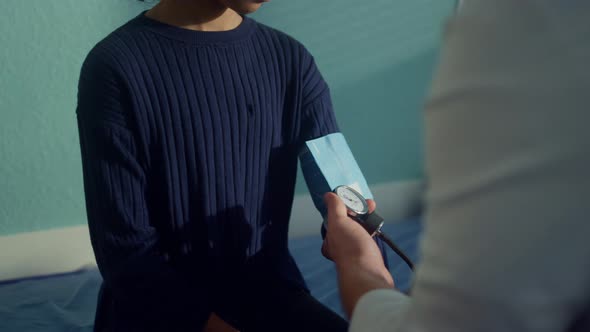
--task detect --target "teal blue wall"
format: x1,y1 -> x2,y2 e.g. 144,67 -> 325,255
0,0 -> 454,235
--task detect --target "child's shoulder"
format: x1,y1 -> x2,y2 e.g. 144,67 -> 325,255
81,17 -> 145,75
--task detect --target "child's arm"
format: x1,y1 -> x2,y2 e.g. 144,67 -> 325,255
296,49 -> 389,265
298,49 -> 339,143
77,48 -> 209,330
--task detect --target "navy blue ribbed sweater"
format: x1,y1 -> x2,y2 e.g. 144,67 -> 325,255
76,12 -> 338,330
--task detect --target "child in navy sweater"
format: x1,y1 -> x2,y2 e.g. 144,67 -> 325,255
77,0 -> 353,331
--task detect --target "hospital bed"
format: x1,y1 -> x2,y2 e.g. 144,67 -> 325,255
0,217 -> 421,331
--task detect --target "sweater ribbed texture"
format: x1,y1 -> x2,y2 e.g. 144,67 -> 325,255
76,12 -> 338,330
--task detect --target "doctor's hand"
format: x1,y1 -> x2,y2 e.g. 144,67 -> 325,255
321,193 -> 390,277
321,192 -> 394,316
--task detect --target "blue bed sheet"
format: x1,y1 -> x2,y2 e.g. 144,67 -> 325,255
0,218 -> 421,332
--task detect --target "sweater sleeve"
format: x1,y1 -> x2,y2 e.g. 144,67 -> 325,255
296,50 -> 391,265
76,50 -> 209,331
299,52 -> 340,142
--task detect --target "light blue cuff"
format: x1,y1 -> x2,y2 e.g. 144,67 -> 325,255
300,133 -> 372,217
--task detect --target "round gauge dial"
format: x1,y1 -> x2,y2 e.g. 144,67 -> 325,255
334,186 -> 369,215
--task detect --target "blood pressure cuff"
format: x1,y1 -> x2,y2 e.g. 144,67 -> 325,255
300,133 -> 373,217
299,133 -> 388,265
